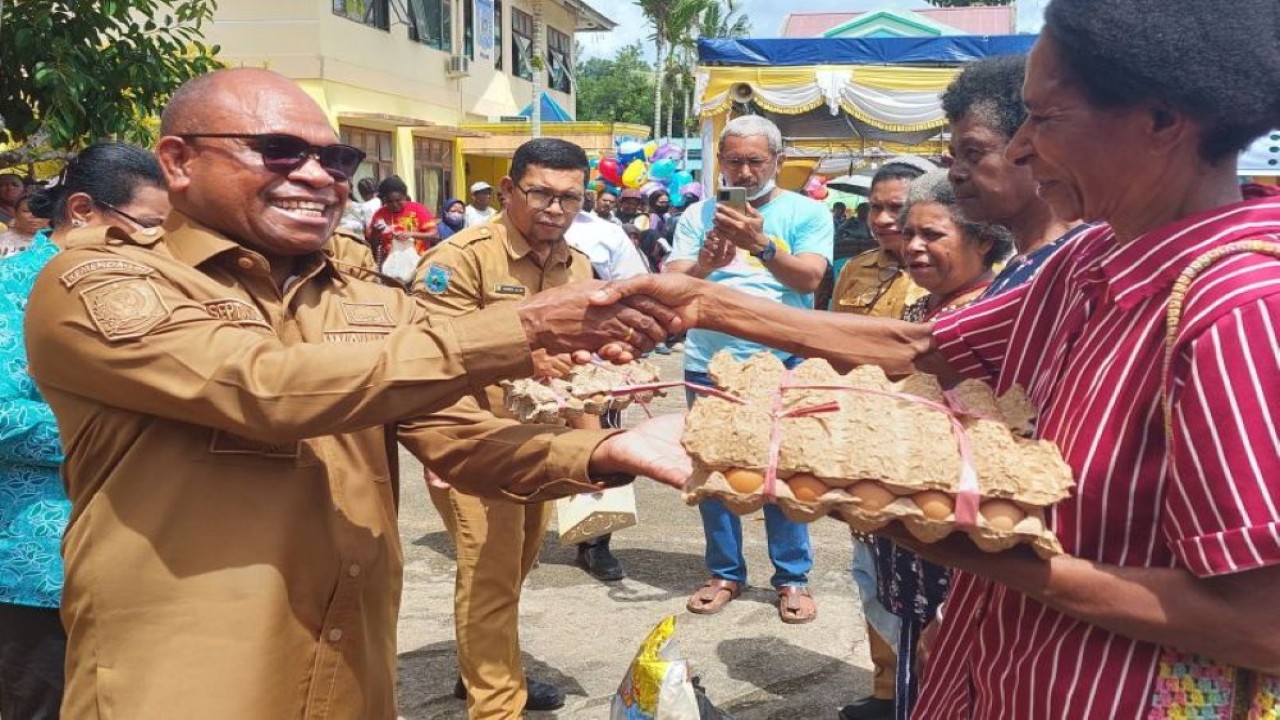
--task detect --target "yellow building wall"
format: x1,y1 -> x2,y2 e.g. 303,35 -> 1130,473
203,0 -> 585,201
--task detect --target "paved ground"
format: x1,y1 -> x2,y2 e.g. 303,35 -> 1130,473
394,350 -> 876,719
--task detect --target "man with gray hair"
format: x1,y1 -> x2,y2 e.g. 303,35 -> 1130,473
666,114 -> 832,623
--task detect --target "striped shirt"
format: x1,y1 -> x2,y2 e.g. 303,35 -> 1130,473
917,194 -> 1280,719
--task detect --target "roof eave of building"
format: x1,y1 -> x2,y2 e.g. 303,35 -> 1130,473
555,0 -> 617,33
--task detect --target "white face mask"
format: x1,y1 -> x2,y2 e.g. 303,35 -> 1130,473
722,175 -> 777,202
747,179 -> 776,202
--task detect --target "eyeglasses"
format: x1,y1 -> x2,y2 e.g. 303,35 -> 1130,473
513,184 -> 584,213
719,155 -> 775,171
179,133 -> 366,182
96,200 -> 164,229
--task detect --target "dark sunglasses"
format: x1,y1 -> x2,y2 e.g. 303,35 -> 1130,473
179,133 -> 366,182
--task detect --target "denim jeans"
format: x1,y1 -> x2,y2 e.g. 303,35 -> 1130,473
685,368 -> 813,589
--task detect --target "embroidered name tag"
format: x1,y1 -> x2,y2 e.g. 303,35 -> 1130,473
324,330 -> 389,344
80,277 -> 170,341
208,430 -> 300,459
60,259 -> 154,288
493,284 -> 527,296
204,298 -> 271,329
340,302 -> 394,327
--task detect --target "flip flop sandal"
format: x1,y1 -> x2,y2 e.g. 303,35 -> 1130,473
686,578 -> 742,615
777,585 -> 817,624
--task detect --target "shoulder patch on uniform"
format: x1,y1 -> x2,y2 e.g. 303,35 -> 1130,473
340,301 -> 395,327
59,259 -> 155,288
424,263 -> 452,295
80,277 -> 170,341
493,284 -> 526,296
203,298 -> 271,330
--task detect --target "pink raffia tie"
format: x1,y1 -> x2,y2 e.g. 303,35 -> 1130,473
780,382 -> 985,528
760,369 -> 842,499
610,374 -> 984,526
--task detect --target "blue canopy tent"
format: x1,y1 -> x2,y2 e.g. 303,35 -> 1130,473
519,92 -> 574,122
697,35 -> 1037,67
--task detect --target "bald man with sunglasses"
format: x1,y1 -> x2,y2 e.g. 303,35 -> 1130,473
23,68 -> 689,720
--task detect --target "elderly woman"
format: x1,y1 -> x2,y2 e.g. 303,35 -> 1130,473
606,0 -> 1280,715
875,170 -> 1011,719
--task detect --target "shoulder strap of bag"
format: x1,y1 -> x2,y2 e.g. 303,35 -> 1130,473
1162,237 -> 1280,436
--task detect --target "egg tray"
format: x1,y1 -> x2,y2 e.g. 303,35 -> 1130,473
684,467 -> 1063,558
502,360 -> 664,424
679,352 -> 1074,557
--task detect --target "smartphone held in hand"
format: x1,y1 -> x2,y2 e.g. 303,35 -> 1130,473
716,186 -> 747,212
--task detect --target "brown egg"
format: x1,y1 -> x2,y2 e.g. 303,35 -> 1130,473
980,499 -> 1026,531
590,393 -> 608,403
723,468 -> 764,494
913,490 -> 955,521
787,473 -> 829,503
849,481 -> 895,511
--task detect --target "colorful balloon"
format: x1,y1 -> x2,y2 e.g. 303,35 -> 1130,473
643,140 -> 658,161
617,141 -> 646,167
621,159 -> 648,189
671,170 -> 694,193
681,181 -> 704,200
648,158 -> 677,182
598,157 -> 622,185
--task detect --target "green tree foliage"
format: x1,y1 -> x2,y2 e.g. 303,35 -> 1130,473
574,43 -> 656,128
924,0 -> 1012,6
0,0 -> 222,157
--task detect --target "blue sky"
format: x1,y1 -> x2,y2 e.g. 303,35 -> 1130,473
579,0 -> 933,59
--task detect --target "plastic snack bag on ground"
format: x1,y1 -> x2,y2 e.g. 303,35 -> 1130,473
611,616 -> 700,720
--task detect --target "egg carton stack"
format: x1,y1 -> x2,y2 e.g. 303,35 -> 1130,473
681,352 -> 1074,557
502,360 -> 664,424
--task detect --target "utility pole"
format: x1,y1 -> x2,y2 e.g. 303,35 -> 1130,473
530,0 -> 544,138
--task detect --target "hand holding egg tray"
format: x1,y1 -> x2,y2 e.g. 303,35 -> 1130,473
681,352 -> 1074,558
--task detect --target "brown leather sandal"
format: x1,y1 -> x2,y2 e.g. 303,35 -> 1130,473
777,585 -> 817,624
686,578 -> 742,615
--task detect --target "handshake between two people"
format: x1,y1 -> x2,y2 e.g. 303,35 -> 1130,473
511,274 -> 705,490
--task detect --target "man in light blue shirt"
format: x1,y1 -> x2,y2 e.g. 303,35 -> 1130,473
666,115 -> 832,624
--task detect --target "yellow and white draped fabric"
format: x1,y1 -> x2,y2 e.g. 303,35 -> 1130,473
697,65 -> 961,133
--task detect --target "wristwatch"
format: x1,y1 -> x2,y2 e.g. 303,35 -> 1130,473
752,236 -> 779,262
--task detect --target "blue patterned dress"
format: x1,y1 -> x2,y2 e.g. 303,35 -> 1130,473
0,230 -> 68,609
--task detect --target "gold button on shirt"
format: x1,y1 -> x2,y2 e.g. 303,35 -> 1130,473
830,248 -> 929,319
24,212 -> 613,720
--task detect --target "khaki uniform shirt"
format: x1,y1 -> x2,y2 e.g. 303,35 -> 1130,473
830,248 -> 928,318
24,212 -> 616,720
410,214 -> 593,414
324,227 -> 380,283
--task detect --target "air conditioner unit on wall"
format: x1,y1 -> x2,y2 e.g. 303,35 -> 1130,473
447,55 -> 470,78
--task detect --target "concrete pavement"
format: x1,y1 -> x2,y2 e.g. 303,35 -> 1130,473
394,350 -> 878,719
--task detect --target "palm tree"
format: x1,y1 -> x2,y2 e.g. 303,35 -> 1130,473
633,0 -> 712,139
667,2 -> 751,140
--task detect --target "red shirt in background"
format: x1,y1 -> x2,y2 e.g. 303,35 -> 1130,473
370,201 -> 437,258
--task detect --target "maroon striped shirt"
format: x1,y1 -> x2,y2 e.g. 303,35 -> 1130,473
916,194 -> 1280,718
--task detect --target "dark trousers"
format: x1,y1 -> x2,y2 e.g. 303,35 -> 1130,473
0,602 -> 65,720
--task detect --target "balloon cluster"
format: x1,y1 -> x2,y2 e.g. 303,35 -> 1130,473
588,140 -> 704,209
803,175 -> 829,201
